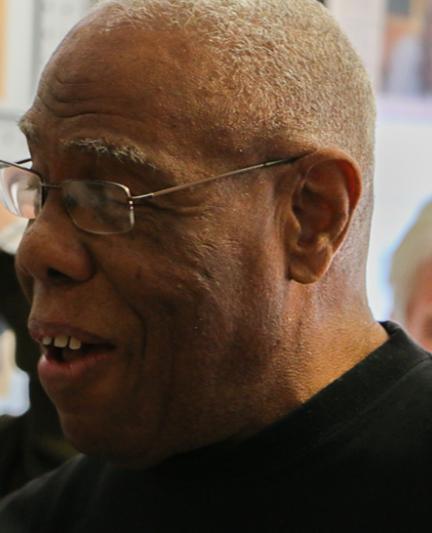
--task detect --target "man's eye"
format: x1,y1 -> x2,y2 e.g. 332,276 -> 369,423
63,194 -> 78,210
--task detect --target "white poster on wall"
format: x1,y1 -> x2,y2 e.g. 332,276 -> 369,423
0,0 -> 35,113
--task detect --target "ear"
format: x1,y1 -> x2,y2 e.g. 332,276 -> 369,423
283,152 -> 362,284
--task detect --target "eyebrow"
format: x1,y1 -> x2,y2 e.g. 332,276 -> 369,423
18,115 -> 157,169
18,124 -> 159,175
17,118 -> 174,187
62,138 -> 158,170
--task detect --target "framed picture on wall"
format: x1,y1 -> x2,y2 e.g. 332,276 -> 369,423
0,0 -> 36,114
382,0 -> 432,97
328,0 -> 432,117
379,0 -> 432,119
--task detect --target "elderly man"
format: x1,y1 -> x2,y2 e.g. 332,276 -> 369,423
390,201 -> 432,351
0,0 -> 431,531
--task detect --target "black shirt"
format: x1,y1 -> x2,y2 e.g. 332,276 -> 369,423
1,322 -> 432,532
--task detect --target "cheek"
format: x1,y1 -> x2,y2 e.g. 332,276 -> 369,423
94,237 -> 233,400
98,204 -> 282,347
100,228 -> 256,362
99,226 -> 227,306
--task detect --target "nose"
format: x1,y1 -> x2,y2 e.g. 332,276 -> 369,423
16,202 -> 95,288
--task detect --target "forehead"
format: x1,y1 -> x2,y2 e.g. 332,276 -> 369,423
23,12 -> 250,170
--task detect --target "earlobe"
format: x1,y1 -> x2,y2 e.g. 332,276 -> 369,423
285,155 -> 362,284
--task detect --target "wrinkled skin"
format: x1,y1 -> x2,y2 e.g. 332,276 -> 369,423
16,17 -> 295,466
16,10 -> 386,468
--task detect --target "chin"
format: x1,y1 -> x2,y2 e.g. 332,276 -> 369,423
59,412 -> 171,469
61,415 -> 112,455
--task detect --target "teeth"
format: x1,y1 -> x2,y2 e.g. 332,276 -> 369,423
68,337 -> 82,350
41,335 -> 83,351
53,335 -> 69,348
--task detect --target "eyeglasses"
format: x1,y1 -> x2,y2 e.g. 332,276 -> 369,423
0,154 -> 306,235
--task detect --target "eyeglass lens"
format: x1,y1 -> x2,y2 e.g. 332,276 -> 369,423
0,164 -> 134,235
65,181 -> 133,234
0,165 -> 41,219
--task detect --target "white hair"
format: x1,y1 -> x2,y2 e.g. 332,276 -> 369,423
89,0 -> 375,271
390,201 -> 432,325
63,138 -> 153,167
93,0 -> 375,183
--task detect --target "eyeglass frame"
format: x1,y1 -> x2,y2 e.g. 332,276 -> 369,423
0,153 -> 309,235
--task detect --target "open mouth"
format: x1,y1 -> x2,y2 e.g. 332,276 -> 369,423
43,336 -> 114,363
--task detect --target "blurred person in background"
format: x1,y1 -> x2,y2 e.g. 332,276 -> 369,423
0,204 -> 75,498
390,200 -> 432,351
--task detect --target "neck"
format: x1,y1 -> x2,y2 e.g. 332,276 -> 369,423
276,281 -> 388,407
210,284 -> 388,450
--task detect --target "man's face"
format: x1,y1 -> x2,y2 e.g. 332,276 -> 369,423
405,257 -> 432,352
16,14 -> 287,466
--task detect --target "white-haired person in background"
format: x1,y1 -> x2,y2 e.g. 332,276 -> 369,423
390,201 -> 432,351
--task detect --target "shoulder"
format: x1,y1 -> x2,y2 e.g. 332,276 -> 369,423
366,322 -> 432,414
0,455 -> 106,532
348,323 -> 432,460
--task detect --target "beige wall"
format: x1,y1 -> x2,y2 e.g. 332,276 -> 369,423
327,0 -> 387,89
0,0 -> 6,99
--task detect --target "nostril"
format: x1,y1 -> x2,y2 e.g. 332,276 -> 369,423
47,267 -> 73,283
16,215 -> 95,284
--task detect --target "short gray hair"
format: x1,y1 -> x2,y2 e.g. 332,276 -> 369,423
94,0 -> 375,181
91,0 -> 376,269
390,201 -> 432,325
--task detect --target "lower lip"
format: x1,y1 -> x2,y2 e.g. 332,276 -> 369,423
38,349 -> 113,391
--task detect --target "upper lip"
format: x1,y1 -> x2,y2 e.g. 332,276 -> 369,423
28,319 -> 115,346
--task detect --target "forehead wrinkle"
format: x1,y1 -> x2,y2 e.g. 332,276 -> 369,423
62,138 -> 158,169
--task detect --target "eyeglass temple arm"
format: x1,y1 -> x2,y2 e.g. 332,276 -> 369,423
133,154 -> 305,202
0,158 -> 32,170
